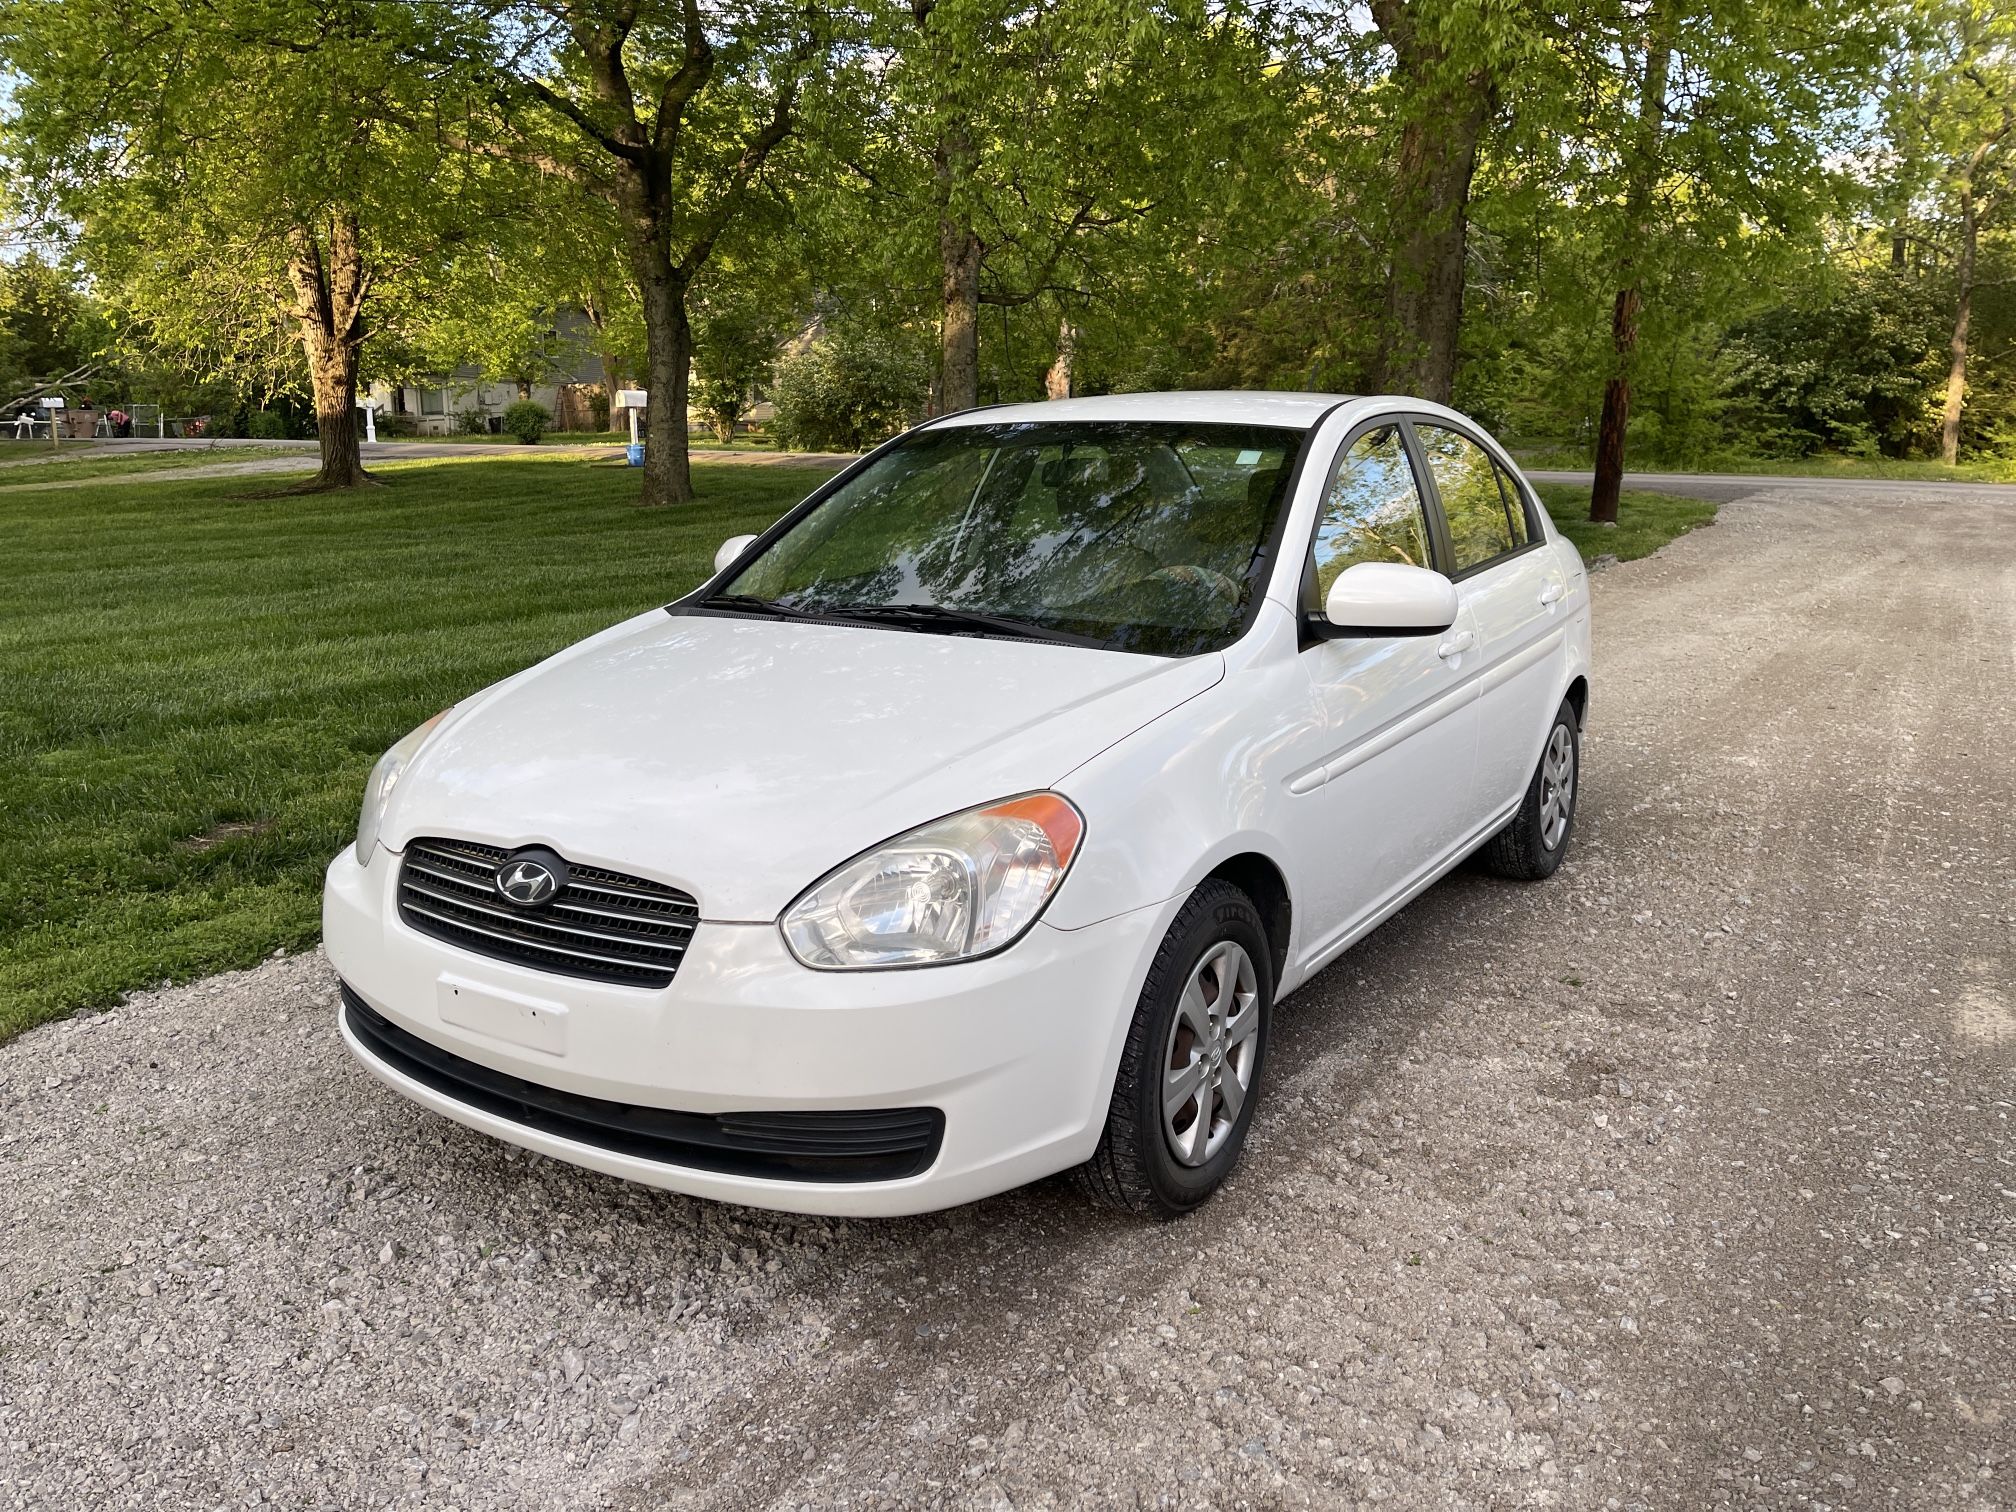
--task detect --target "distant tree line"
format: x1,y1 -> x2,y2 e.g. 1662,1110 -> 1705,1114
1,0 -> 2010,514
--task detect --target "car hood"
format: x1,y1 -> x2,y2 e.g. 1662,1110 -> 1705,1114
380,609 -> 1223,920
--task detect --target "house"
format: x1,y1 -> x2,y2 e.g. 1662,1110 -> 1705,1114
365,359 -> 609,437
367,311 -> 615,435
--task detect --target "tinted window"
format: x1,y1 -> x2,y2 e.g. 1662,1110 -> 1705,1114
720,421 -> 1304,657
1418,423 -> 1515,571
1306,424 -> 1433,609
1494,461 -> 1534,549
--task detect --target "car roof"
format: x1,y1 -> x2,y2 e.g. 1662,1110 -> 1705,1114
927,390 -> 1363,430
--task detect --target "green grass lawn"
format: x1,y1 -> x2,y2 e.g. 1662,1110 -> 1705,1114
1532,482 -> 1718,563
0,454 -> 821,1042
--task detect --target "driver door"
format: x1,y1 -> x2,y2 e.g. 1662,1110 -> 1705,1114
1291,421 -> 1481,961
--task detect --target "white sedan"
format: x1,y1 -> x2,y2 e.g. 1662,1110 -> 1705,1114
325,391 -> 1590,1218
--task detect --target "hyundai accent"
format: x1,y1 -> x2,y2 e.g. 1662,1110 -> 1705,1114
325,392 -> 1591,1218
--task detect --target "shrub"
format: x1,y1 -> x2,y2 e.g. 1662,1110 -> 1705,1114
501,400 -> 550,445
770,330 -> 928,452
374,411 -> 420,438
247,409 -> 290,440
587,390 -> 611,431
453,409 -> 491,436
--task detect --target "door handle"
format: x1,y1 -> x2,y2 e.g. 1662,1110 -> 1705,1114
1437,630 -> 1475,659
1539,581 -> 1566,606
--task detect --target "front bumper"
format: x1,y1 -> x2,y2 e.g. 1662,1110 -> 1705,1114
324,843 -> 1166,1216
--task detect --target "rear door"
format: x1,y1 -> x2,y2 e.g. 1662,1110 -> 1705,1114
1289,419 -> 1481,957
1412,422 -> 1570,818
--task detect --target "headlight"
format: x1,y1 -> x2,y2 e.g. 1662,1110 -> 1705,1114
781,793 -> 1084,969
355,711 -> 449,865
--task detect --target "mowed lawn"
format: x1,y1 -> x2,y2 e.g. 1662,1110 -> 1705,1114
1,455 -> 818,1041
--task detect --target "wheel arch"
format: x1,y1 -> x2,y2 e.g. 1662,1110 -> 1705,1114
1564,673 -> 1589,728
1197,850 -> 1293,989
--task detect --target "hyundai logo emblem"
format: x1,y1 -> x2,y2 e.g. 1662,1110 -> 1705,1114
495,849 -> 567,908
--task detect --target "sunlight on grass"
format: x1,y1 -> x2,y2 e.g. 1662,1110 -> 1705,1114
0,455 -> 826,1040
1532,483 -> 1718,563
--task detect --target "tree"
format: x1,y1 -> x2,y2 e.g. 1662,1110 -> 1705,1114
433,0 -> 836,504
820,0 -> 1269,415
1892,1 -> 2016,464
1363,0 -> 1534,402
0,0 -> 492,488
691,290 -> 795,443
1540,0 -> 1899,519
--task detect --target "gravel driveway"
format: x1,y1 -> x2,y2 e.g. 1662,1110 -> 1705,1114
4,485 -> 2012,1509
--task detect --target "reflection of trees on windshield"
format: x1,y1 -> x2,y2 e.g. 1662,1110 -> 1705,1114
725,423 -> 1300,656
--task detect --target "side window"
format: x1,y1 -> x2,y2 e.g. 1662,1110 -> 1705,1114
1305,424 -> 1434,609
1417,423 -> 1515,571
1494,462 -> 1534,549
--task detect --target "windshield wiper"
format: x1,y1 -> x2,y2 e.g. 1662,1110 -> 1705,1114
696,592 -> 827,620
831,603 -> 1104,646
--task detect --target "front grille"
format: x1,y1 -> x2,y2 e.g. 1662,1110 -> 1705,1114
341,985 -> 944,1183
396,837 -> 697,988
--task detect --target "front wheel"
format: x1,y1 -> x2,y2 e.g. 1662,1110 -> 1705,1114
1480,698 -> 1580,880
1077,881 -> 1273,1219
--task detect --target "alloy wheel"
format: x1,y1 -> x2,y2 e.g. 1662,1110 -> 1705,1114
1161,940 -> 1261,1167
1539,723 -> 1576,850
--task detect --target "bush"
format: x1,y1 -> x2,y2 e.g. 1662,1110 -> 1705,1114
501,400 -> 550,445
453,409 -> 491,436
374,411 -> 419,438
770,330 -> 928,452
587,391 -> 611,431
247,410 -> 290,440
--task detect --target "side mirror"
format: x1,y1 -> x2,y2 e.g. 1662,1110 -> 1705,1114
713,534 -> 759,575
1322,562 -> 1458,637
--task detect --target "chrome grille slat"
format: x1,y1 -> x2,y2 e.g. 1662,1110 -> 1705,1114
399,900 -> 685,975
399,878 -> 693,953
397,838 -> 699,988
548,895 -> 695,928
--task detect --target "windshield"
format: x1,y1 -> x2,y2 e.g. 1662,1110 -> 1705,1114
710,421 -> 1306,656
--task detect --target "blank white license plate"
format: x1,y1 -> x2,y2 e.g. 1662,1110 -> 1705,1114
436,975 -> 570,1057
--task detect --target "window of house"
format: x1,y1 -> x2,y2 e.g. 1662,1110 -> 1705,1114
1305,424 -> 1434,609
1417,423 -> 1516,572
420,387 -> 446,416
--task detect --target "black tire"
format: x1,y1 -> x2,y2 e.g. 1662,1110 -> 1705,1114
1076,880 -> 1273,1220
1480,697 -> 1581,881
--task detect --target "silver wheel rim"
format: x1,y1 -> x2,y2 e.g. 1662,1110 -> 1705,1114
1161,940 -> 1261,1168
1539,722 -> 1575,850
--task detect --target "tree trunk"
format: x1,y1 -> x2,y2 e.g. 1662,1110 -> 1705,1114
1589,21 -> 1672,525
633,249 -> 695,504
1369,83 -> 1489,403
284,212 -> 370,490
935,120 -> 983,416
1943,182 -> 1978,467
1588,290 -> 1641,524
1045,318 -> 1076,400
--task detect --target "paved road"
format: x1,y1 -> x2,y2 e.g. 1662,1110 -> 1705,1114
3,484 -> 2012,1508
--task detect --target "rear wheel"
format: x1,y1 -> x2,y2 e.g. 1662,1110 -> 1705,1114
1480,698 -> 1580,880
1077,881 -> 1273,1219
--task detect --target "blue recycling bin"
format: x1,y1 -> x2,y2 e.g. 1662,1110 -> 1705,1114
626,442 -> 645,467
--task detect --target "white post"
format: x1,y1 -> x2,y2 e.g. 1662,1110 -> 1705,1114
159,411 -> 166,439
360,401 -> 377,445
628,406 -> 640,446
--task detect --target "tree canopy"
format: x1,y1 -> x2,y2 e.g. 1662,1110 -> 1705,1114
8,0 -> 2015,506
